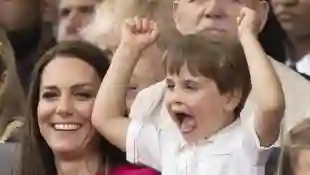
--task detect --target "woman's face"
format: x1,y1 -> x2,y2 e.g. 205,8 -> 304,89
37,56 -> 101,156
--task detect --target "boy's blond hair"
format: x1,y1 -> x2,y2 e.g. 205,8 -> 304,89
165,34 -> 251,116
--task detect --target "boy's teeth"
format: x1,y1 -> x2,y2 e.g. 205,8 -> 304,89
54,124 -> 80,130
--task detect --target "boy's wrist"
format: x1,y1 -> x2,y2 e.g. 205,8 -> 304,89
117,42 -> 142,61
239,30 -> 257,43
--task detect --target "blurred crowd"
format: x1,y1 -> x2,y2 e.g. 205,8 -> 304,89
0,0 -> 309,175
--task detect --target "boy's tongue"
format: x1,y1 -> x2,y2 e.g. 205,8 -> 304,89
180,116 -> 197,133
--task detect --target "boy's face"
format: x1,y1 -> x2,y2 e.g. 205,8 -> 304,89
173,0 -> 266,42
165,64 -> 238,142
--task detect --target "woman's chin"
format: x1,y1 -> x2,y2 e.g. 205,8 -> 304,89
49,142 -> 82,156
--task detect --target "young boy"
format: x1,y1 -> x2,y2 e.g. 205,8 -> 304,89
92,5 -> 285,174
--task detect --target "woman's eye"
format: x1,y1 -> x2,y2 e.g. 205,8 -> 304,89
75,92 -> 93,101
42,92 -> 58,100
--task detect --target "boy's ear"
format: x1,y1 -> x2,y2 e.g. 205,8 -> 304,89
224,88 -> 243,113
258,1 -> 270,32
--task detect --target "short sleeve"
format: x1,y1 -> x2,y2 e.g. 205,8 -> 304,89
241,116 -> 275,166
126,119 -> 161,171
129,81 -> 166,122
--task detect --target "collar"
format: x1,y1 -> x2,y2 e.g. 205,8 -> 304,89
177,119 -> 242,153
287,53 -> 310,76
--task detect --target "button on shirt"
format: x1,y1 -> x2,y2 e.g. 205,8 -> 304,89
126,117 -> 273,175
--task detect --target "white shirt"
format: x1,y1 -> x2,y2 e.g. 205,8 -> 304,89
287,53 -> 310,76
126,117 -> 273,175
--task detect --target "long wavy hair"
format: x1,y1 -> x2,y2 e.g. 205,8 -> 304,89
17,40 -> 126,175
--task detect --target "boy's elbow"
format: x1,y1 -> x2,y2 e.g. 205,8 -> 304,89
91,112 -> 103,130
262,95 -> 286,119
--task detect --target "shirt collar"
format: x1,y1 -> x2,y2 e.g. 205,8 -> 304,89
178,119 -> 241,152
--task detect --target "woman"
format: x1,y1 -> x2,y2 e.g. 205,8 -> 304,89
17,40 -> 159,175
277,118 -> 310,175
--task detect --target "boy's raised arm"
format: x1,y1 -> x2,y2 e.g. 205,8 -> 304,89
238,6 -> 285,147
91,17 -> 159,151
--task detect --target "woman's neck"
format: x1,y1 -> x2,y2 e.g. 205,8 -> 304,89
55,151 -> 103,175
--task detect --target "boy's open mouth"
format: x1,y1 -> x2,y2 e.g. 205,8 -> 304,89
174,112 -> 197,134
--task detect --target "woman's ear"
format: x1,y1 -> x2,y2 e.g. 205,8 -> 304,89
258,1 -> 270,32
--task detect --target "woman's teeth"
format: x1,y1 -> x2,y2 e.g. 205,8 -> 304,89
53,124 -> 81,131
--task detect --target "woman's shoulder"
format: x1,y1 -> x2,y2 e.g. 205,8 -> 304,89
96,164 -> 159,175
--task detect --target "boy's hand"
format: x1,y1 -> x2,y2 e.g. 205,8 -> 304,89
120,17 -> 159,54
237,6 -> 261,38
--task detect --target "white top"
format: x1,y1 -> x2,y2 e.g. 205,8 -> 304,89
287,53 -> 310,76
126,117 -> 273,175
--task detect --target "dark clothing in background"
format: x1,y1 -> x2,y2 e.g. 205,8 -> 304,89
6,27 -> 56,93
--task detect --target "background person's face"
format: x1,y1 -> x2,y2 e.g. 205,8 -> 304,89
0,0 -> 40,31
37,57 -> 101,156
271,0 -> 310,39
173,0 -> 241,42
126,45 -> 166,112
42,0 -> 58,23
57,0 -> 99,41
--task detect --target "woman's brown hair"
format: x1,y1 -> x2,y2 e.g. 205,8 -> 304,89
277,118 -> 310,175
17,40 -> 126,175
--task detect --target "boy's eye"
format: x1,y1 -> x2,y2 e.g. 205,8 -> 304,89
185,84 -> 197,90
165,78 -> 175,90
184,80 -> 198,90
167,84 -> 175,90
